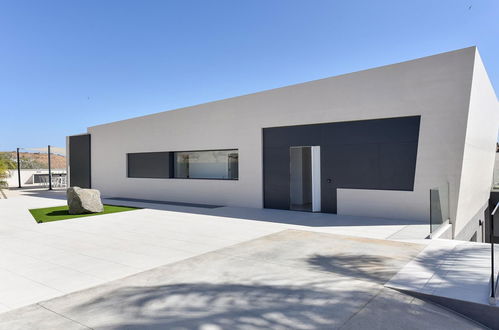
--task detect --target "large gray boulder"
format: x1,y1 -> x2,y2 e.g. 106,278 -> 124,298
67,186 -> 104,214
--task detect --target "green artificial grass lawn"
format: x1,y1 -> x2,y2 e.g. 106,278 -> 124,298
29,204 -> 141,223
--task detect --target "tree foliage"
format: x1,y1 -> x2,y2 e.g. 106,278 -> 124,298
18,157 -> 46,169
0,155 -> 12,187
0,153 -> 17,187
0,152 -> 16,169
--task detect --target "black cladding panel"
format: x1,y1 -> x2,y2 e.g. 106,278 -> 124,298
264,124 -> 322,148
263,146 -> 290,209
127,152 -> 172,179
69,134 -> 91,188
262,116 -> 421,213
377,142 -> 419,190
323,143 -> 381,189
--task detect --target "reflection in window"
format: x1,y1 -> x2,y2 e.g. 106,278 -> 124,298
174,150 -> 238,180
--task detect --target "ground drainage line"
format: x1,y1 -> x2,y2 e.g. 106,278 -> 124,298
37,303 -> 94,330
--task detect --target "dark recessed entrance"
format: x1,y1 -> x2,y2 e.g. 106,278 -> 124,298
263,116 -> 421,214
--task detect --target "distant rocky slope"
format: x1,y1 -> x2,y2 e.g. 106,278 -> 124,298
1,151 -> 66,169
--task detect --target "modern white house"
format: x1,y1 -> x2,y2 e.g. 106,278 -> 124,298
67,47 -> 498,241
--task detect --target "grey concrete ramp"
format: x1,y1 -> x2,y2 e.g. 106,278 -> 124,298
393,289 -> 499,330
386,239 -> 499,329
0,230 -> 485,329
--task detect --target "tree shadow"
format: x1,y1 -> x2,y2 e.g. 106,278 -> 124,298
12,230 -> 488,329
66,283 -> 378,329
61,281 -> 482,330
307,254 -> 397,284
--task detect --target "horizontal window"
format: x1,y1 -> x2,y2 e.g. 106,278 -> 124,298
174,150 -> 238,180
127,152 -> 172,178
127,149 -> 238,180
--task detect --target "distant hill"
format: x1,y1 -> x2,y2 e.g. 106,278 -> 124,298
1,151 -> 66,169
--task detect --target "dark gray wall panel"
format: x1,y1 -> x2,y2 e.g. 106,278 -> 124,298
127,152 -> 171,178
263,116 -> 421,213
263,147 -> 290,209
69,134 -> 91,188
378,142 -> 418,190
264,125 -> 322,148
323,144 -> 380,188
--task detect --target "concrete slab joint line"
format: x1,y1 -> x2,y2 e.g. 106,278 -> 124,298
337,287 -> 384,329
37,303 -> 94,330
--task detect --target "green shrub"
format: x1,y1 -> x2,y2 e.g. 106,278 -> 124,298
0,159 -> 9,188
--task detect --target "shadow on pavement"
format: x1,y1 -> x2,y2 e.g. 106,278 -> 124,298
63,282 -> 484,330
307,253 -> 397,284
104,197 -> 426,229
70,283 -> 363,329
10,188 -> 427,230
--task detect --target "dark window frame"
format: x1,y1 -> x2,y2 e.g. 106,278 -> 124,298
173,149 -> 239,180
126,149 -> 239,181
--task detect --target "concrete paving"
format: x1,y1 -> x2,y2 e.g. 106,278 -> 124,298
387,239 -> 494,304
0,189 -> 429,313
0,191 -> 278,312
0,230 -> 484,329
386,238 -> 499,328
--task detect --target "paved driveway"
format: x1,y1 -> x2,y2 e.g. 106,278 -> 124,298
0,190 -> 427,313
0,230 -> 484,329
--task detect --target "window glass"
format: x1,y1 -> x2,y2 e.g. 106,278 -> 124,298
127,152 -> 171,178
174,150 -> 238,180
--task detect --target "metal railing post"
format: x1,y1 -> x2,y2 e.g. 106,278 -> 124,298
429,188 -> 436,237
16,148 -> 21,188
48,145 -> 52,190
491,212 -> 495,304
490,202 -> 498,305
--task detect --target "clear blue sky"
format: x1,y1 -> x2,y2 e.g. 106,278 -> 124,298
0,0 -> 498,151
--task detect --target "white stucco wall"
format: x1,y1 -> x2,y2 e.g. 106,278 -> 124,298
6,169 -> 66,187
87,47 -> 487,223
493,153 -> 499,187
454,50 -> 499,238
